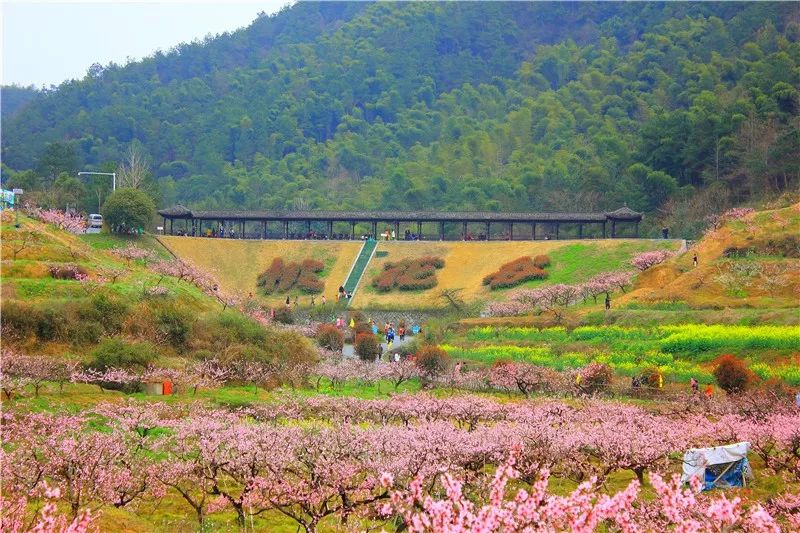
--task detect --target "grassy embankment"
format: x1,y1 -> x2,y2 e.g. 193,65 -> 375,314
160,236 -> 680,311
353,239 -> 679,310
159,236 -> 362,307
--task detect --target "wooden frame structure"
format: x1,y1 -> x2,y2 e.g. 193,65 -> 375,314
157,205 -> 643,240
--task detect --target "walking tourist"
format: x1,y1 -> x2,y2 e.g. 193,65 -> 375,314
704,384 -> 713,398
693,253 -> 698,267
398,326 -> 405,341
285,296 -> 290,307
690,377 -> 698,394
310,295 -> 315,306
605,293 -> 611,310
321,295 -> 327,306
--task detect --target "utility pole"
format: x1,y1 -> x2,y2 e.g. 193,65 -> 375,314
12,188 -> 23,227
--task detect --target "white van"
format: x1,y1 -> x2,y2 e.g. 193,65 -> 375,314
88,214 -> 103,228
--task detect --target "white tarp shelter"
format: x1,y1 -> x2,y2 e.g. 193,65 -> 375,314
681,441 -> 753,489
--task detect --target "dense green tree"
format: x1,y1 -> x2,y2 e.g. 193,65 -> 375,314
101,188 -> 156,232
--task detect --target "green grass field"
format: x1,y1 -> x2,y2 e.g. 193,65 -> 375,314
79,232 -> 173,258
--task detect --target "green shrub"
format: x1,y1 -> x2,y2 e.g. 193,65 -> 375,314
215,328 -> 318,388
777,366 -> 800,386
101,188 -> 155,232
81,293 -> 129,335
273,306 -> 294,324
37,307 -> 68,341
247,329 -> 318,369
0,301 -> 42,341
639,366 -> 663,388
192,311 -> 270,349
154,305 -> 193,349
88,338 -> 157,370
66,321 -> 104,345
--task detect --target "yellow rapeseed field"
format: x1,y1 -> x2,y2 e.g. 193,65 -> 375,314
159,237 -> 362,306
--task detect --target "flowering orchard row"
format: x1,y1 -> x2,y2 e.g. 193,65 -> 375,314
0,350 -> 666,401
485,270 -> 634,316
29,208 -> 88,234
2,397 -> 799,532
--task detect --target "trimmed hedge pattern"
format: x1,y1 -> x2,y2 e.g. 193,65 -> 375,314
482,256 -> 549,290
256,258 -> 325,294
372,256 -> 444,292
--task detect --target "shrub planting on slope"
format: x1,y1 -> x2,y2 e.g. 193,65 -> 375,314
482,256 -> 549,290
372,256 -> 444,292
256,257 -> 324,294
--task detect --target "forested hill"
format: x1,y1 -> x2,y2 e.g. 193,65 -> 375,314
2,2 -> 799,237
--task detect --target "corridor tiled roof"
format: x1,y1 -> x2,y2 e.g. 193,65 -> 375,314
158,207 -> 642,223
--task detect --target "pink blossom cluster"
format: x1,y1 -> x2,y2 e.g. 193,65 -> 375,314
96,265 -> 126,283
487,361 -> 565,396
486,283 -> 579,317
32,208 -> 88,234
1,350 -> 79,399
112,244 -> 157,265
145,286 -> 170,297
67,360 -> 279,393
579,271 -> 635,302
705,207 -> 757,233
630,249 -> 675,271
0,483 -> 95,533
381,449 -> 783,533
724,207 -> 756,221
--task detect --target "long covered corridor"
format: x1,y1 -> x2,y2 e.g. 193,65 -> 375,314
157,206 -> 643,241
